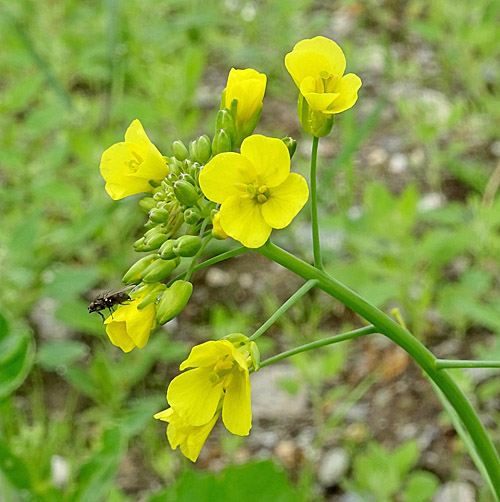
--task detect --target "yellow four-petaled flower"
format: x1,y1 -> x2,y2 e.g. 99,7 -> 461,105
199,135 -> 309,248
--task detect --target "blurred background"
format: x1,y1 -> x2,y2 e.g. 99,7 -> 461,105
1,0 -> 500,500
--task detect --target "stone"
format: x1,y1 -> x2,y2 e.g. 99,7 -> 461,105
317,447 -> 350,487
432,482 -> 475,502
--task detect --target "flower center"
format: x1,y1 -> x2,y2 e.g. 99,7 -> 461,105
127,150 -> 143,172
235,182 -> 270,204
318,71 -> 340,93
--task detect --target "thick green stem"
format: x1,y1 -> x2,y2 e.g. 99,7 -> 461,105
249,279 -> 318,341
436,360 -> 500,370
310,136 -> 322,269
259,325 -> 376,368
257,240 -> 500,498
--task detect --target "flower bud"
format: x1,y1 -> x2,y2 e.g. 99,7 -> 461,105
212,129 -> 232,156
173,179 -> 200,206
215,109 -> 236,144
172,140 -> 189,161
173,235 -> 202,257
141,258 -> 180,283
149,207 -> 170,223
281,137 -> 297,158
136,283 -> 166,309
133,237 -> 148,252
195,135 -> 212,165
211,212 -> 228,240
297,93 -> 334,137
159,239 -> 177,260
155,280 -> 193,324
184,207 -> 201,225
139,197 -> 156,213
122,254 -> 159,284
144,232 -> 169,250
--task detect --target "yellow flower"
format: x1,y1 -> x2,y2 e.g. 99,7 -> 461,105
154,407 -> 219,463
166,339 -> 252,435
100,119 -> 169,200
224,68 -> 267,145
285,36 -> 362,115
104,296 -> 156,353
199,135 -> 309,248
211,212 -> 229,240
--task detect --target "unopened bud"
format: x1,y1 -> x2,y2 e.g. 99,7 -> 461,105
216,109 -> 236,144
211,212 -> 228,240
137,283 -> 166,309
144,232 -> 169,250
281,137 -> 297,158
183,207 -> 201,225
122,254 -> 159,284
133,237 -> 148,252
173,235 -> 202,257
212,129 -> 232,156
173,179 -> 200,206
139,197 -> 156,213
155,280 -> 193,324
141,258 -> 180,283
159,239 -> 177,260
172,140 -> 189,161
149,207 -> 170,223
195,135 -> 212,164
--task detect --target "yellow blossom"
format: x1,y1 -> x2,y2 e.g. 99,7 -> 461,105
166,339 -> 253,435
154,407 -> 219,462
104,296 -> 156,353
211,212 -> 228,240
224,68 -> 267,145
199,135 -> 309,248
285,36 -> 362,115
100,119 -> 169,200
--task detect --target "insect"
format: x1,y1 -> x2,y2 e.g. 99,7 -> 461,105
88,286 -> 133,322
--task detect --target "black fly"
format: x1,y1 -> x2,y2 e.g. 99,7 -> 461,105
88,286 -> 133,322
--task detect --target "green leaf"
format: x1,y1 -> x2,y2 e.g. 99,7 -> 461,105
0,438 -> 32,490
393,439 -> 419,477
403,471 -> 440,502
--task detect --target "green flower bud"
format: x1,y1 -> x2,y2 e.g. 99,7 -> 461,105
195,135 -> 212,164
172,140 -> 189,161
122,254 -> 159,284
144,220 -> 156,230
155,280 -> 193,325
144,232 -> 169,250
281,137 -> 297,158
183,207 -> 201,225
173,179 -> 200,206
215,109 -> 236,144
159,239 -> 177,260
179,173 -> 196,186
173,235 -> 202,257
153,191 -> 166,202
149,207 -> 170,223
134,237 -> 148,252
141,257 -> 180,283
137,283 -> 166,309
297,93 -> 334,137
139,197 -> 156,213
212,129 -> 232,155
188,140 -> 198,163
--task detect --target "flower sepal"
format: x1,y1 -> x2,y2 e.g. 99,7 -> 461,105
297,93 -> 334,137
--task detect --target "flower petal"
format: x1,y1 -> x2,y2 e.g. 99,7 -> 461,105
122,301 -> 156,349
261,173 -> 309,229
240,135 -> 290,188
285,50 -> 334,89
219,194 -> 272,248
199,153 -> 257,204
99,143 -> 153,200
225,68 -> 267,125
325,73 -> 362,114
180,413 -> 219,462
222,370 -> 252,435
180,340 -> 234,371
124,119 -> 153,151
105,320 -> 136,353
288,36 -> 346,81
167,368 -> 223,426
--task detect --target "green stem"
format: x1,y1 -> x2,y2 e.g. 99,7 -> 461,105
436,360 -> 500,370
249,279 -> 318,341
168,246 -> 248,285
259,325 -> 376,368
310,136 -> 322,269
256,240 -> 500,499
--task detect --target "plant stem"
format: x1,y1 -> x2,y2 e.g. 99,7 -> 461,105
249,279 -> 318,341
436,360 -> 500,370
310,136 -> 322,269
259,325 -> 376,368
256,240 -> 500,499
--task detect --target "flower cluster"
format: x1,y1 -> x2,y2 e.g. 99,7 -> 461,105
95,35 -> 360,461
155,335 -> 259,461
